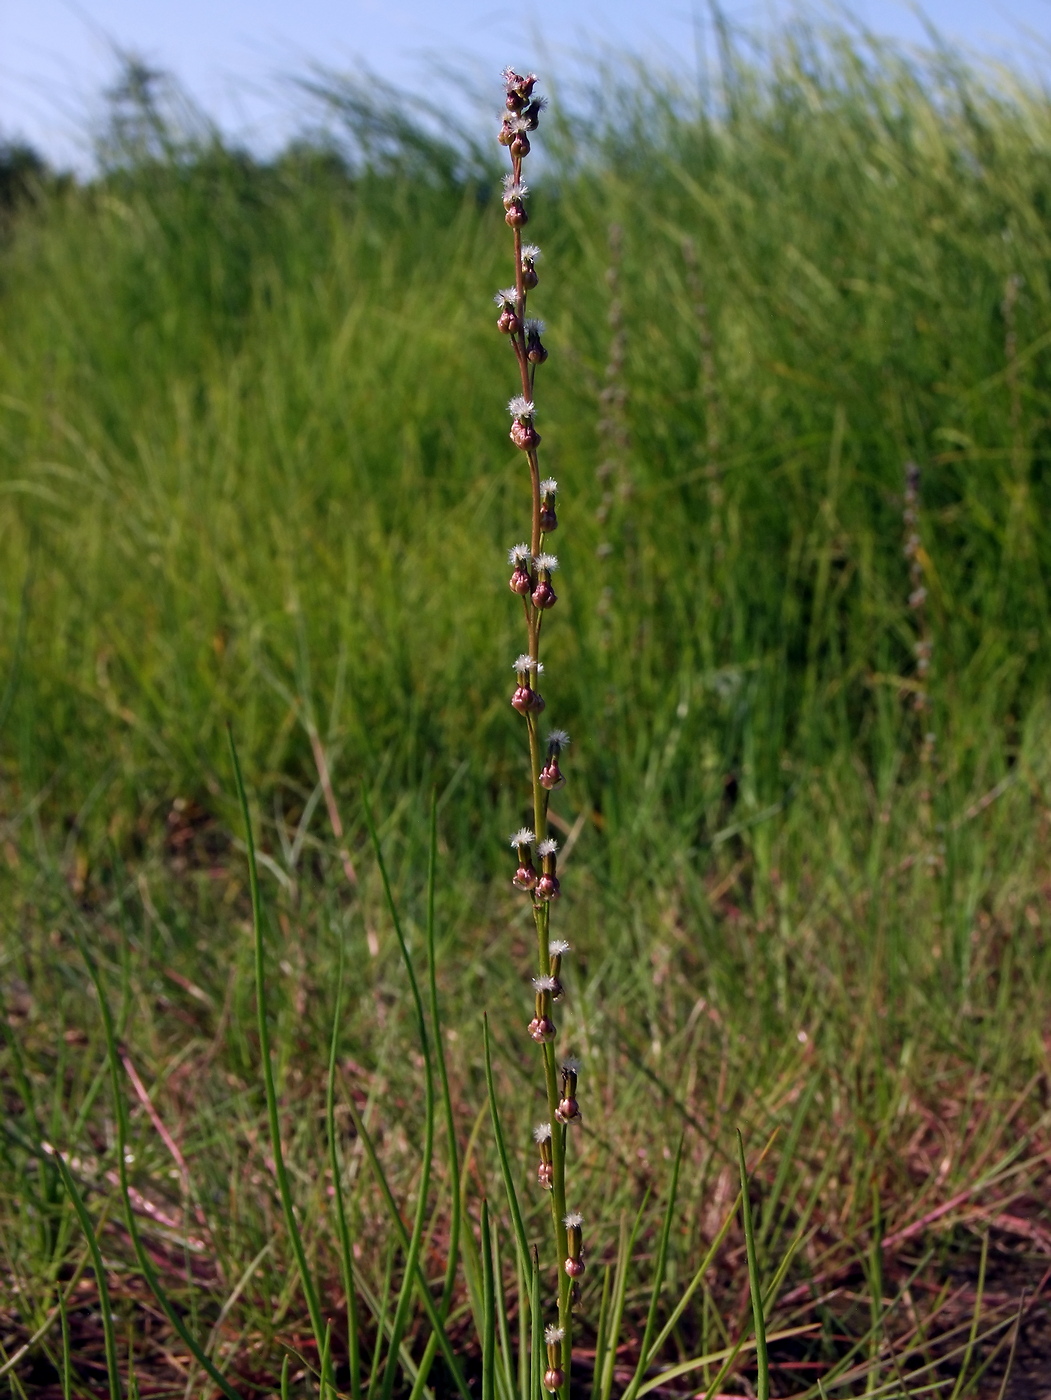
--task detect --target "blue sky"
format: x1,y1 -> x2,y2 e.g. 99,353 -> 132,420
3,1 -> 1050,166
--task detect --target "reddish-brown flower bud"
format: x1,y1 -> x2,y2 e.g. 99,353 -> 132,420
536,872 -> 560,901
544,1324 -> 566,1391
510,418 -> 540,451
526,327 -> 548,364
540,503 -> 558,531
511,132 -> 531,158
508,544 -> 533,594
534,1122 -> 554,1187
514,859 -> 538,891
505,200 -> 529,228
564,1211 -> 585,1273
530,1015 -> 556,1043
523,263 -> 539,290
539,758 -> 564,790
556,1095 -> 580,1123
536,838 -> 560,899
510,827 -> 537,887
497,307 -> 521,335
531,550 -> 557,605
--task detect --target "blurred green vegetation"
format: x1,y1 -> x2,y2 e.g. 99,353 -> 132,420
4,26 -> 1051,1395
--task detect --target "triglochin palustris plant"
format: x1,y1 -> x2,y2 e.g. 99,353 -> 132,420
496,65 -> 584,1400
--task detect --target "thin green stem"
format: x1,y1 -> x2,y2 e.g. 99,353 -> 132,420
49,1154 -> 122,1400
229,729 -> 330,1387
327,940 -> 361,1400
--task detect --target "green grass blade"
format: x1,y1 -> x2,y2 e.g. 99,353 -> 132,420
482,1200 -> 496,1400
327,938 -> 362,1400
407,794 -> 464,1400
360,790 -> 437,1400
482,1015 -> 530,1273
319,1320 -> 332,1400
229,728 -> 330,1380
648,1188 -> 742,1359
738,1131 -> 770,1400
49,1152 -> 122,1400
531,1248 -> 542,1400
948,1229 -> 987,1400
701,1332 -> 751,1400
367,1246 -> 396,1398
590,1265 -> 612,1400
427,792 -> 462,1317
599,1197 -> 650,1400
492,1213 -> 516,1400
622,1134 -> 685,1400
343,1095 -> 472,1400
759,1076 -> 819,1251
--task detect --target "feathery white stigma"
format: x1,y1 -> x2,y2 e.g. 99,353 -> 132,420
547,728 -> 570,748
544,1325 -> 565,1344
540,477 -> 558,497
508,543 -> 532,565
563,1211 -> 584,1229
533,975 -> 558,992
561,1055 -> 581,1073
537,838 -> 559,858
502,175 -> 529,199
522,243 -> 542,262
534,553 -> 558,572
508,395 -> 535,420
549,939 -> 571,956
513,653 -> 543,674
533,1122 -> 552,1143
524,318 -> 546,335
494,287 -> 518,306
510,828 -> 535,849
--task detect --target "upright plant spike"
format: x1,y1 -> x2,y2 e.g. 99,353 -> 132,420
495,65 -> 578,1394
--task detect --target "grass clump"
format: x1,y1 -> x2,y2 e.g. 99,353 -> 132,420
3,19 -> 1051,1397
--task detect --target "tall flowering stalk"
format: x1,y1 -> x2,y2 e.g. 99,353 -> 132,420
496,67 -> 580,1397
